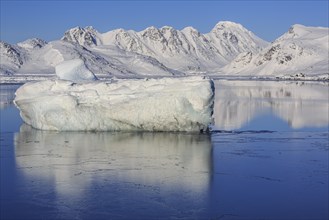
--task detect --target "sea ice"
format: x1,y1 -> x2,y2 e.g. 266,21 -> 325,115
55,59 -> 98,82
14,77 -> 214,132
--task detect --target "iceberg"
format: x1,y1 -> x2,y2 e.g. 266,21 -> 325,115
14,77 -> 214,132
55,59 -> 98,82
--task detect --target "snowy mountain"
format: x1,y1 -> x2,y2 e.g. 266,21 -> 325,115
0,41 -> 25,75
0,21 -> 328,82
17,38 -> 48,50
60,21 -> 268,73
0,38 -> 48,76
222,24 -> 329,79
62,26 -> 101,47
1,39 -> 178,83
207,21 -> 268,60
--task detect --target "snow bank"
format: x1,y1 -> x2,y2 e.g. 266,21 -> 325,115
14,77 -> 214,132
55,59 -> 98,82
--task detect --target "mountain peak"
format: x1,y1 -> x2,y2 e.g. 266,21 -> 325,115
289,24 -> 306,31
145,26 -> 157,30
276,24 -> 328,42
182,26 -> 199,33
140,26 -> 162,40
0,41 -> 24,68
62,26 -> 100,46
161,26 -> 174,30
287,24 -> 308,36
17,38 -> 47,49
65,26 -> 99,35
112,28 -> 126,33
212,21 -> 244,31
68,26 -> 84,32
207,21 -> 269,59
85,26 -> 99,33
141,26 -> 159,33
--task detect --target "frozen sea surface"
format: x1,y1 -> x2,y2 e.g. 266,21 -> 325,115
1,80 -> 328,219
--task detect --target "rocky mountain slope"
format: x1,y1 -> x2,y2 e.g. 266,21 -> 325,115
61,21 -> 268,73
1,21 -> 328,82
221,24 -> 328,79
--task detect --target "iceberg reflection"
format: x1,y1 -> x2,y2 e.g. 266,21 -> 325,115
0,84 -> 21,109
14,124 -> 212,199
214,80 -> 329,130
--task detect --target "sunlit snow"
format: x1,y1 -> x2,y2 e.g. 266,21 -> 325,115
1,21 -> 328,83
14,77 -> 214,132
55,59 -> 98,82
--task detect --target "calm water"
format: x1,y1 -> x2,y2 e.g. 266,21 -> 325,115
1,81 -> 328,219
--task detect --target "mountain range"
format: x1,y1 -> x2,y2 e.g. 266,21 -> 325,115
1,21 -> 328,82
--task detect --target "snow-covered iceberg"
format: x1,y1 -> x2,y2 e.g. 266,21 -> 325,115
55,59 -> 98,82
14,77 -> 214,132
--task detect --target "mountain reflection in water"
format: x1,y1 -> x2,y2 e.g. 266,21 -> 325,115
213,80 -> 329,130
1,80 -> 328,219
10,125 -> 213,219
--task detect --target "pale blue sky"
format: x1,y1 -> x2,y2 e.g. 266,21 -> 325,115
1,0 -> 328,44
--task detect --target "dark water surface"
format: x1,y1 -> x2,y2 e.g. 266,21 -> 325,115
1,81 -> 328,219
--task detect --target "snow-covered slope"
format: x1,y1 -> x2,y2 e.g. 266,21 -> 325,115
5,40 -> 131,81
17,38 -> 47,50
1,21 -> 328,82
222,24 -> 329,79
0,41 -> 25,75
61,26 -> 102,47
0,39 -> 178,83
2,21 -> 268,82
207,21 -> 268,60
67,21 -> 268,73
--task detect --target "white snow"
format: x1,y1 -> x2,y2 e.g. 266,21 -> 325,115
221,24 -> 329,79
17,38 -> 47,50
55,59 -> 98,82
14,77 -> 214,132
1,21 -> 328,83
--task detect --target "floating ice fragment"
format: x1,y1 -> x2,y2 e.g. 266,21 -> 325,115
55,59 -> 98,82
14,77 -> 214,132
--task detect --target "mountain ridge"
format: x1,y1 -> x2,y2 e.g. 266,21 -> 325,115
1,21 -> 328,82
221,24 -> 328,78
